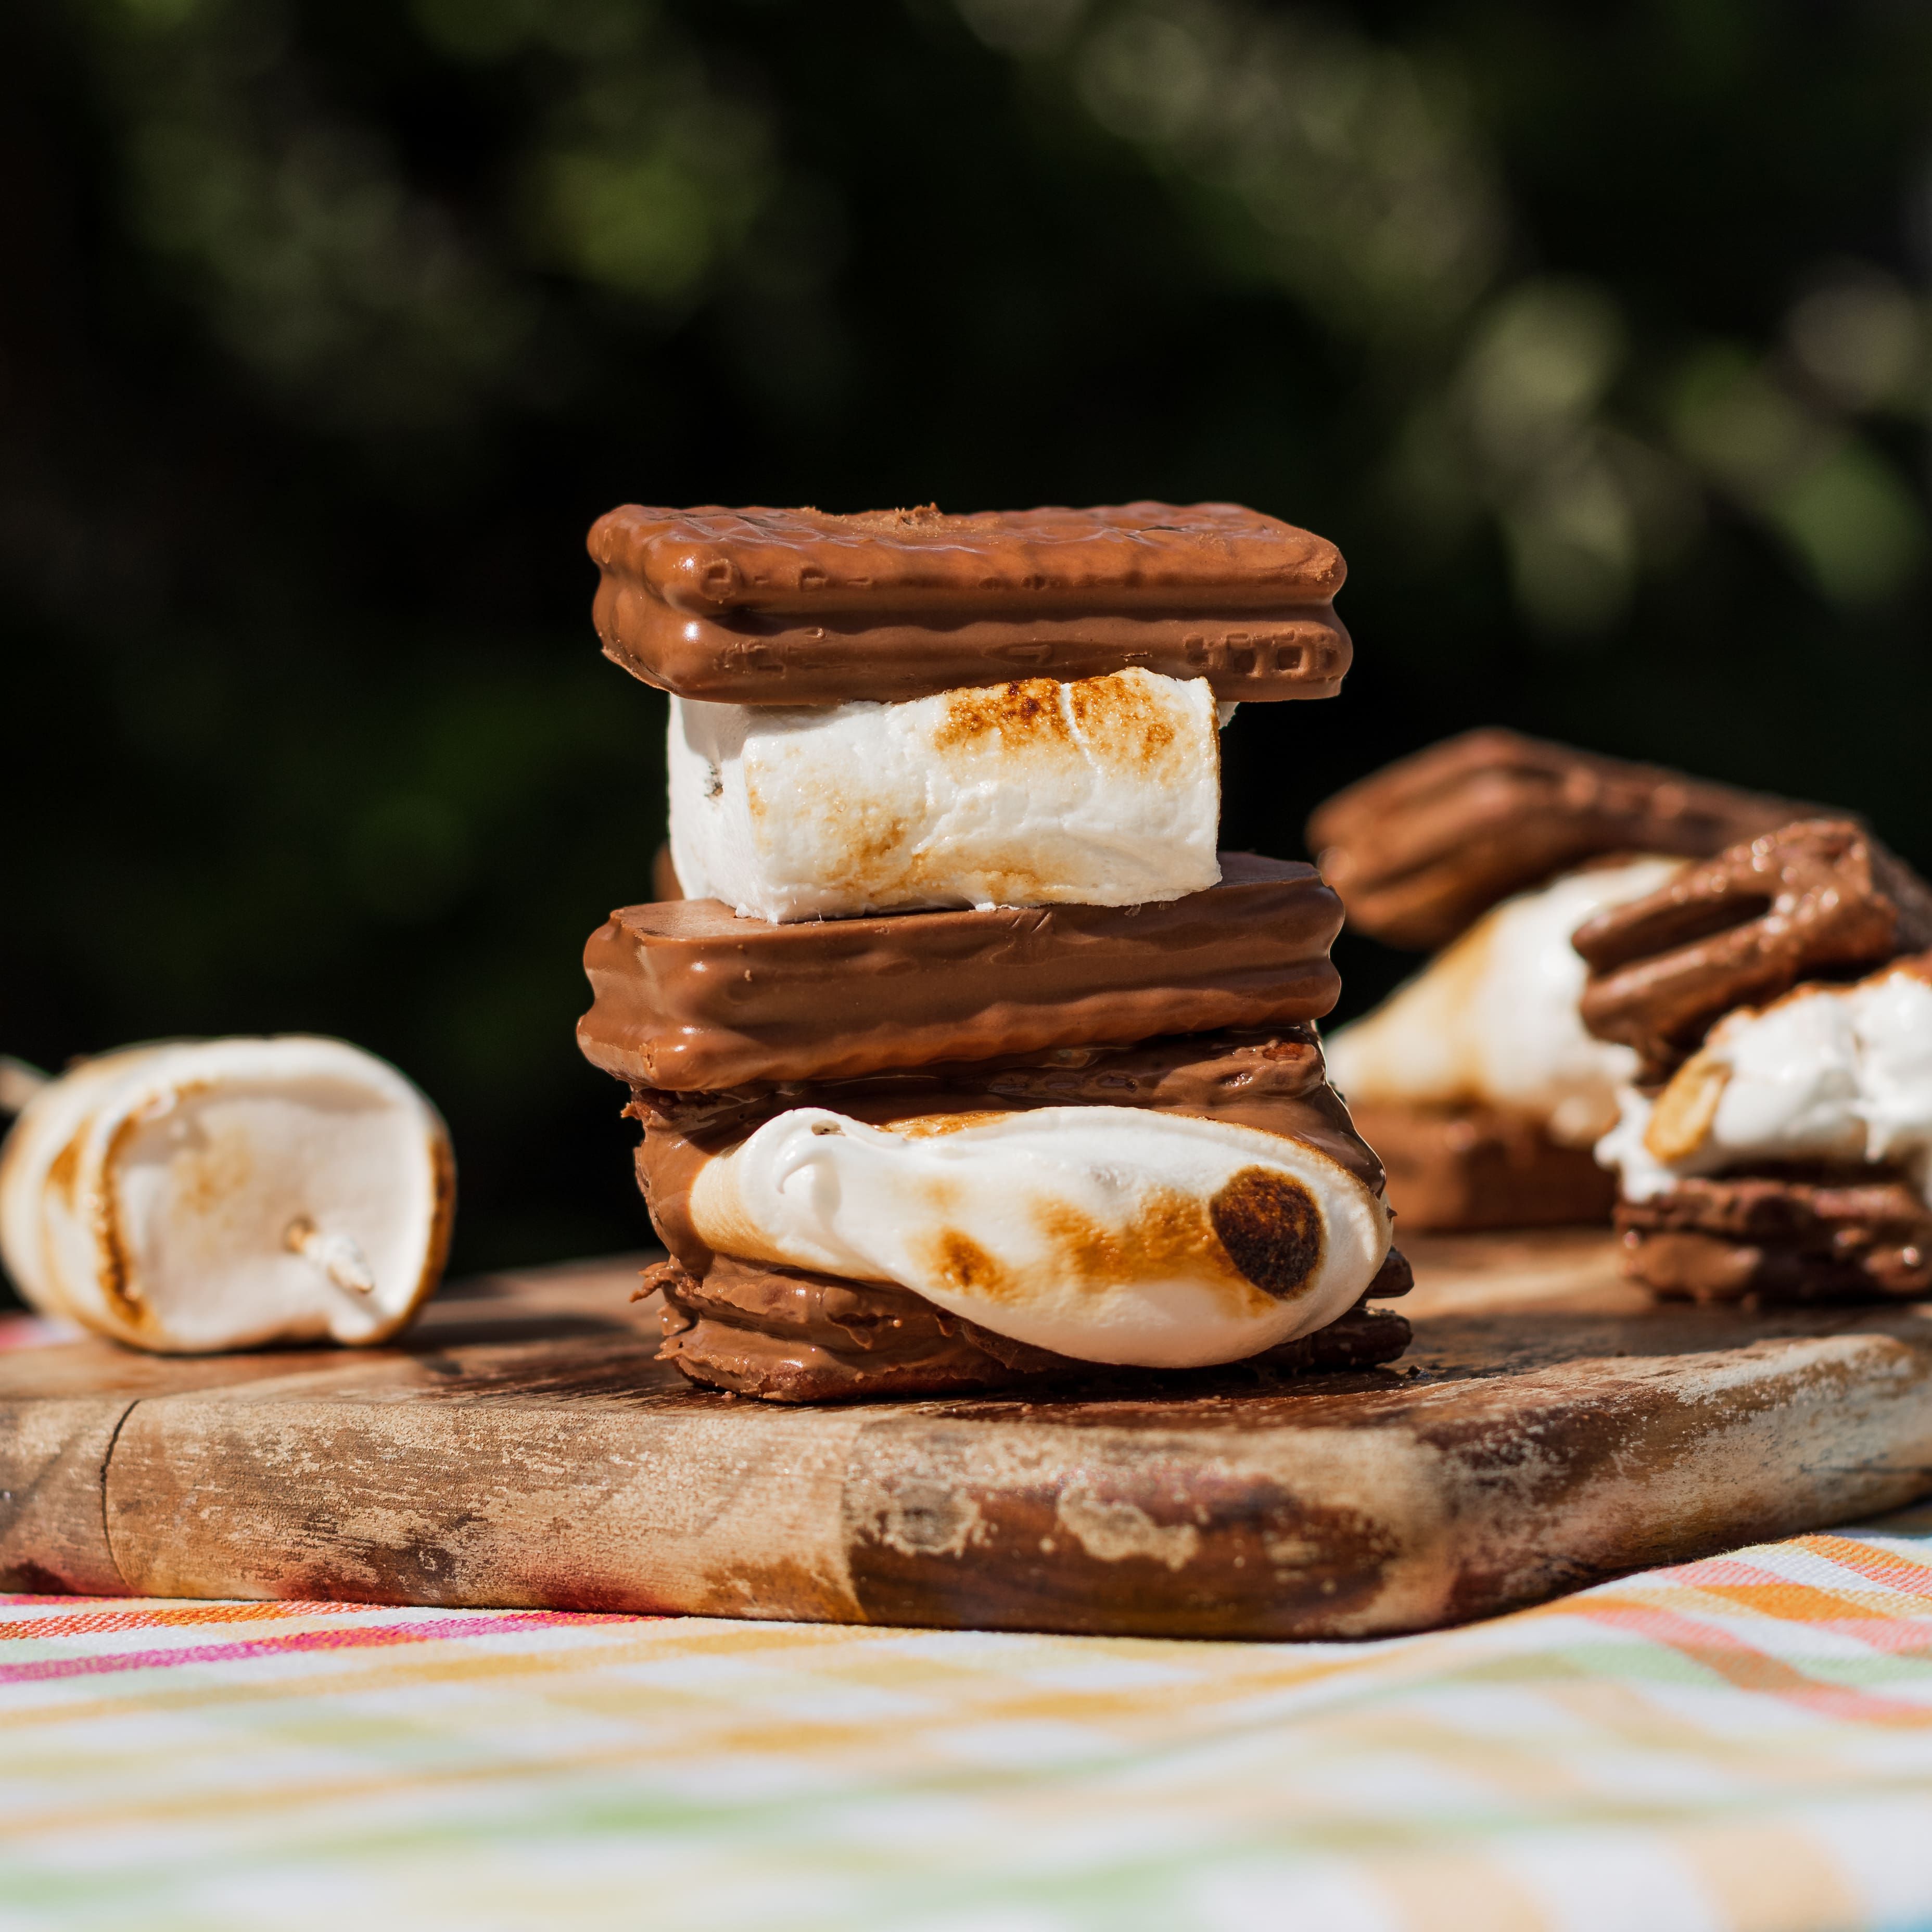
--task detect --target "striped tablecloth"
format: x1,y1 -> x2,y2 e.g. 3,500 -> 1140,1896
2,1506 -> 1930,1930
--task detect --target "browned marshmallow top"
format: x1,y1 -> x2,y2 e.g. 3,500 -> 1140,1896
579,854 -> 1343,1092
1307,728 -> 1818,950
589,502 -> 1350,704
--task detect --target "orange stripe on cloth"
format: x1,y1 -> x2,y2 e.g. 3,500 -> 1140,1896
1566,1598 -> 1932,1723
1791,1533 -> 1932,1598
0,1600 -> 415,1638
1671,1817 -> 1863,1932
1676,1586 -> 1932,1654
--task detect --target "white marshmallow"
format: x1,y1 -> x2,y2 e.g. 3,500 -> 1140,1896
1596,963 -> 1932,1205
1324,857 -> 1685,1145
667,668 -> 1222,922
0,1037 -> 453,1353
685,1105 -> 1392,1368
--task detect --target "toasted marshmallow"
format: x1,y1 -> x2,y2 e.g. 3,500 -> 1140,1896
684,1105 -> 1392,1367
1597,961 -> 1932,1205
668,668 -> 1222,922
0,1037 -> 454,1353
1325,857 -> 1684,1146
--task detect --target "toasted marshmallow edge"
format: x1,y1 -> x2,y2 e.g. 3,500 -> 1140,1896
1324,857 -> 1685,1147
685,1105 -> 1393,1368
1596,963 -> 1932,1207
667,668 -> 1223,923
0,1037 -> 455,1353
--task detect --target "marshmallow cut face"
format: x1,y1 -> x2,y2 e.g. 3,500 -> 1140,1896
668,668 -> 1222,922
1597,960 -> 1932,1206
685,1105 -> 1392,1368
1325,857 -> 1684,1146
0,1037 -> 454,1353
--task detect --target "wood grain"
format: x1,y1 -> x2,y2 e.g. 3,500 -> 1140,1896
2,1239 -> 1928,1637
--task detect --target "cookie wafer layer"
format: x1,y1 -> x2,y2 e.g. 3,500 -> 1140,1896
590,502 -> 1351,705
645,1251 -> 1413,1403
1308,729 -> 1815,950
580,854 -> 1343,1091
1576,820 -> 1932,1078
1617,1172 -> 1932,1305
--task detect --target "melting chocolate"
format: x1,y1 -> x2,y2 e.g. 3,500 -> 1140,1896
589,502 -> 1351,704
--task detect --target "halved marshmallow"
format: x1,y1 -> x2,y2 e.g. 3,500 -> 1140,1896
0,1037 -> 454,1353
668,668 -> 1222,922
1596,961 -> 1932,1205
685,1105 -> 1392,1367
1325,857 -> 1684,1146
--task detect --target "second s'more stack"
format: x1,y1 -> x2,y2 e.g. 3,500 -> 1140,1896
577,502 -> 1411,1400
1579,819 -> 1932,1303
1310,730 -> 1932,1303
1310,731 -> 1814,1229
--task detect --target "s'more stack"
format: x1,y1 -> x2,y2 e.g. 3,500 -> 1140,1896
1310,731 -> 1932,1305
576,502 -> 1412,1400
1309,731 -> 1813,1229
1579,819 -> 1932,1303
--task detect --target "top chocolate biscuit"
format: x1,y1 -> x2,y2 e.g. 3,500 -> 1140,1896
588,501 -> 1351,704
1307,728 -> 1821,950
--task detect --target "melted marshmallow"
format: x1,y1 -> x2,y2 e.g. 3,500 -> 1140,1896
1596,963 -> 1932,1204
1325,857 -> 1684,1145
685,1105 -> 1392,1368
668,668 -> 1222,922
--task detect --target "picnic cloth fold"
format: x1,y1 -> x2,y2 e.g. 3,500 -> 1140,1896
3,1508 -> 1932,1930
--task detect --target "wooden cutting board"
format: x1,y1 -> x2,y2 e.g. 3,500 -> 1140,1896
3,1231 -> 1929,1639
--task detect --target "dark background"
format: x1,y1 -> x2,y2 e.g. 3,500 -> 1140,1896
5,0 -> 1930,1275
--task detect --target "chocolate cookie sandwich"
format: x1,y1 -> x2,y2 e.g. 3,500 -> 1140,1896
1312,733 -> 1815,1231
1581,821 -> 1932,1304
579,501 -> 1410,1400
1308,728 -> 1818,954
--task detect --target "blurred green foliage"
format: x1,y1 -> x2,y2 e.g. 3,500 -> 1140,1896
4,0 -> 1932,1274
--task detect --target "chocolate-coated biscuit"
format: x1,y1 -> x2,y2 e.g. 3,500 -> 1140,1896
1575,820 -> 1932,1079
1346,1100 -> 1617,1232
643,1250 -> 1414,1402
579,854 -> 1343,1092
1616,1171 -> 1932,1305
589,502 -> 1351,705
1306,729 -> 1817,950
